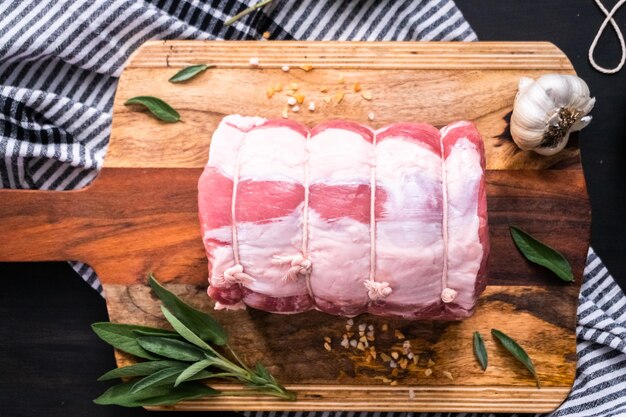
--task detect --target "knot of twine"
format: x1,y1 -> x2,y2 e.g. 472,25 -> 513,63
364,280 -> 392,301
216,264 -> 255,286
272,254 -> 312,282
441,287 -> 457,303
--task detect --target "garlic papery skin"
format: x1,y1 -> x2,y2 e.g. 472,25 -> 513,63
510,74 -> 595,156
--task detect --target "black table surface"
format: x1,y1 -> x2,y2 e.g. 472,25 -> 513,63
1,2 -> 625,416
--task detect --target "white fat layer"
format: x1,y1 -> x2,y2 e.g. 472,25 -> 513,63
239,126 -> 306,182
208,244 -> 234,287
374,137 -> 445,306
207,115 -> 266,178
445,136 -> 483,309
308,128 -> 372,183
204,210 -> 309,298
308,210 -> 370,307
238,208 -> 308,297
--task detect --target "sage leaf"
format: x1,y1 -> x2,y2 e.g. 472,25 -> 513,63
175,359 -> 215,387
92,323 -> 168,360
149,274 -> 228,345
255,362 -> 275,383
161,305 -> 212,351
169,64 -> 214,83
136,337 -> 205,362
473,331 -> 488,371
94,380 -> 219,407
130,367 -> 183,394
132,329 -> 182,339
98,360 -> 184,381
124,96 -> 180,123
491,329 -> 540,388
510,225 -> 574,282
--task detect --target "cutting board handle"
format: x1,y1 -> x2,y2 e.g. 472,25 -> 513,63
0,168 -> 207,286
0,187 -> 90,262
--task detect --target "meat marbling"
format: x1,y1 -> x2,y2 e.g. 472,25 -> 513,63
198,115 -> 489,320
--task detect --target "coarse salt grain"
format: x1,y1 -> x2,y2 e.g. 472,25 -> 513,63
368,112 -> 375,121
281,65 -> 290,72
292,105 -> 300,113
308,101 -> 316,112
287,97 -> 297,106
425,368 -> 433,376
281,107 -> 289,119
368,324 -> 374,331
249,57 -> 260,67
341,338 -> 349,348
347,319 -> 354,326
350,339 -> 358,348
389,360 -> 397,368
358,323 -> 367,332
361,90 -> 373,100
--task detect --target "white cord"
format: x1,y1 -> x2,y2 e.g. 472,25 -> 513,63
589,0 -> 626,74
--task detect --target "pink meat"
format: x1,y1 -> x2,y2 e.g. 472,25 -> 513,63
198,115 -> 489,319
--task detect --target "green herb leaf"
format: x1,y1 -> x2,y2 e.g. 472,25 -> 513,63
136,337 -> 205,362
161,305 -> 212,351
491,329 -> 540,388
175,359 -> 215,387
94,380 -> 219,407
98,360 -> 184,381
148,274 -> 228,345
132,329 -> 182,339
168,64 -> 214,83
473,331 -> 488,371
92,323 -> 172,360
254,362 -> 275,383
129,367 -> 183,394
124,96 -> 180,123
510,225 -> 574,282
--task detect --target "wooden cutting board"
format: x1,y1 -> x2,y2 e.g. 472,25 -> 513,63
0,41 -> 590,413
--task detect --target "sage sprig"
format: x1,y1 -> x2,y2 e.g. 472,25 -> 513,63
225,0 -> 274,25
124,96 -> 180,123
169,64 -> 214,83
473,331 -> 488,371
92,274 -> 295,407
510,225 -> 574,282
491,329 -> 540,388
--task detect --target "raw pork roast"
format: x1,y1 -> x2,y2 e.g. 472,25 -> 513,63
198,115 -> 489,320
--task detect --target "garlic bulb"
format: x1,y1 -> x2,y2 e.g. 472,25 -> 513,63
510,74 -> 595,156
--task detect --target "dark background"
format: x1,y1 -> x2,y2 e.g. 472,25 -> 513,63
1,2 -> 625,416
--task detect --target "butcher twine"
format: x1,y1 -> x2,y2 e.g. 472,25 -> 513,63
272,132 -> 313,286
440,130 -> 457,304
221,143 -> 255,287
364,131 -> 392,301
589,0 -> 626,74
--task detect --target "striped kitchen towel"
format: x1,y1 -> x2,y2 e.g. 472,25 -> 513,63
0,1 -> 623,416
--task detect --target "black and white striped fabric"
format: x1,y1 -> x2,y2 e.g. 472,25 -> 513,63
0,1 -> 623,416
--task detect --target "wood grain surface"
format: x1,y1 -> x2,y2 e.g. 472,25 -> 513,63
0,41 -> 590,413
